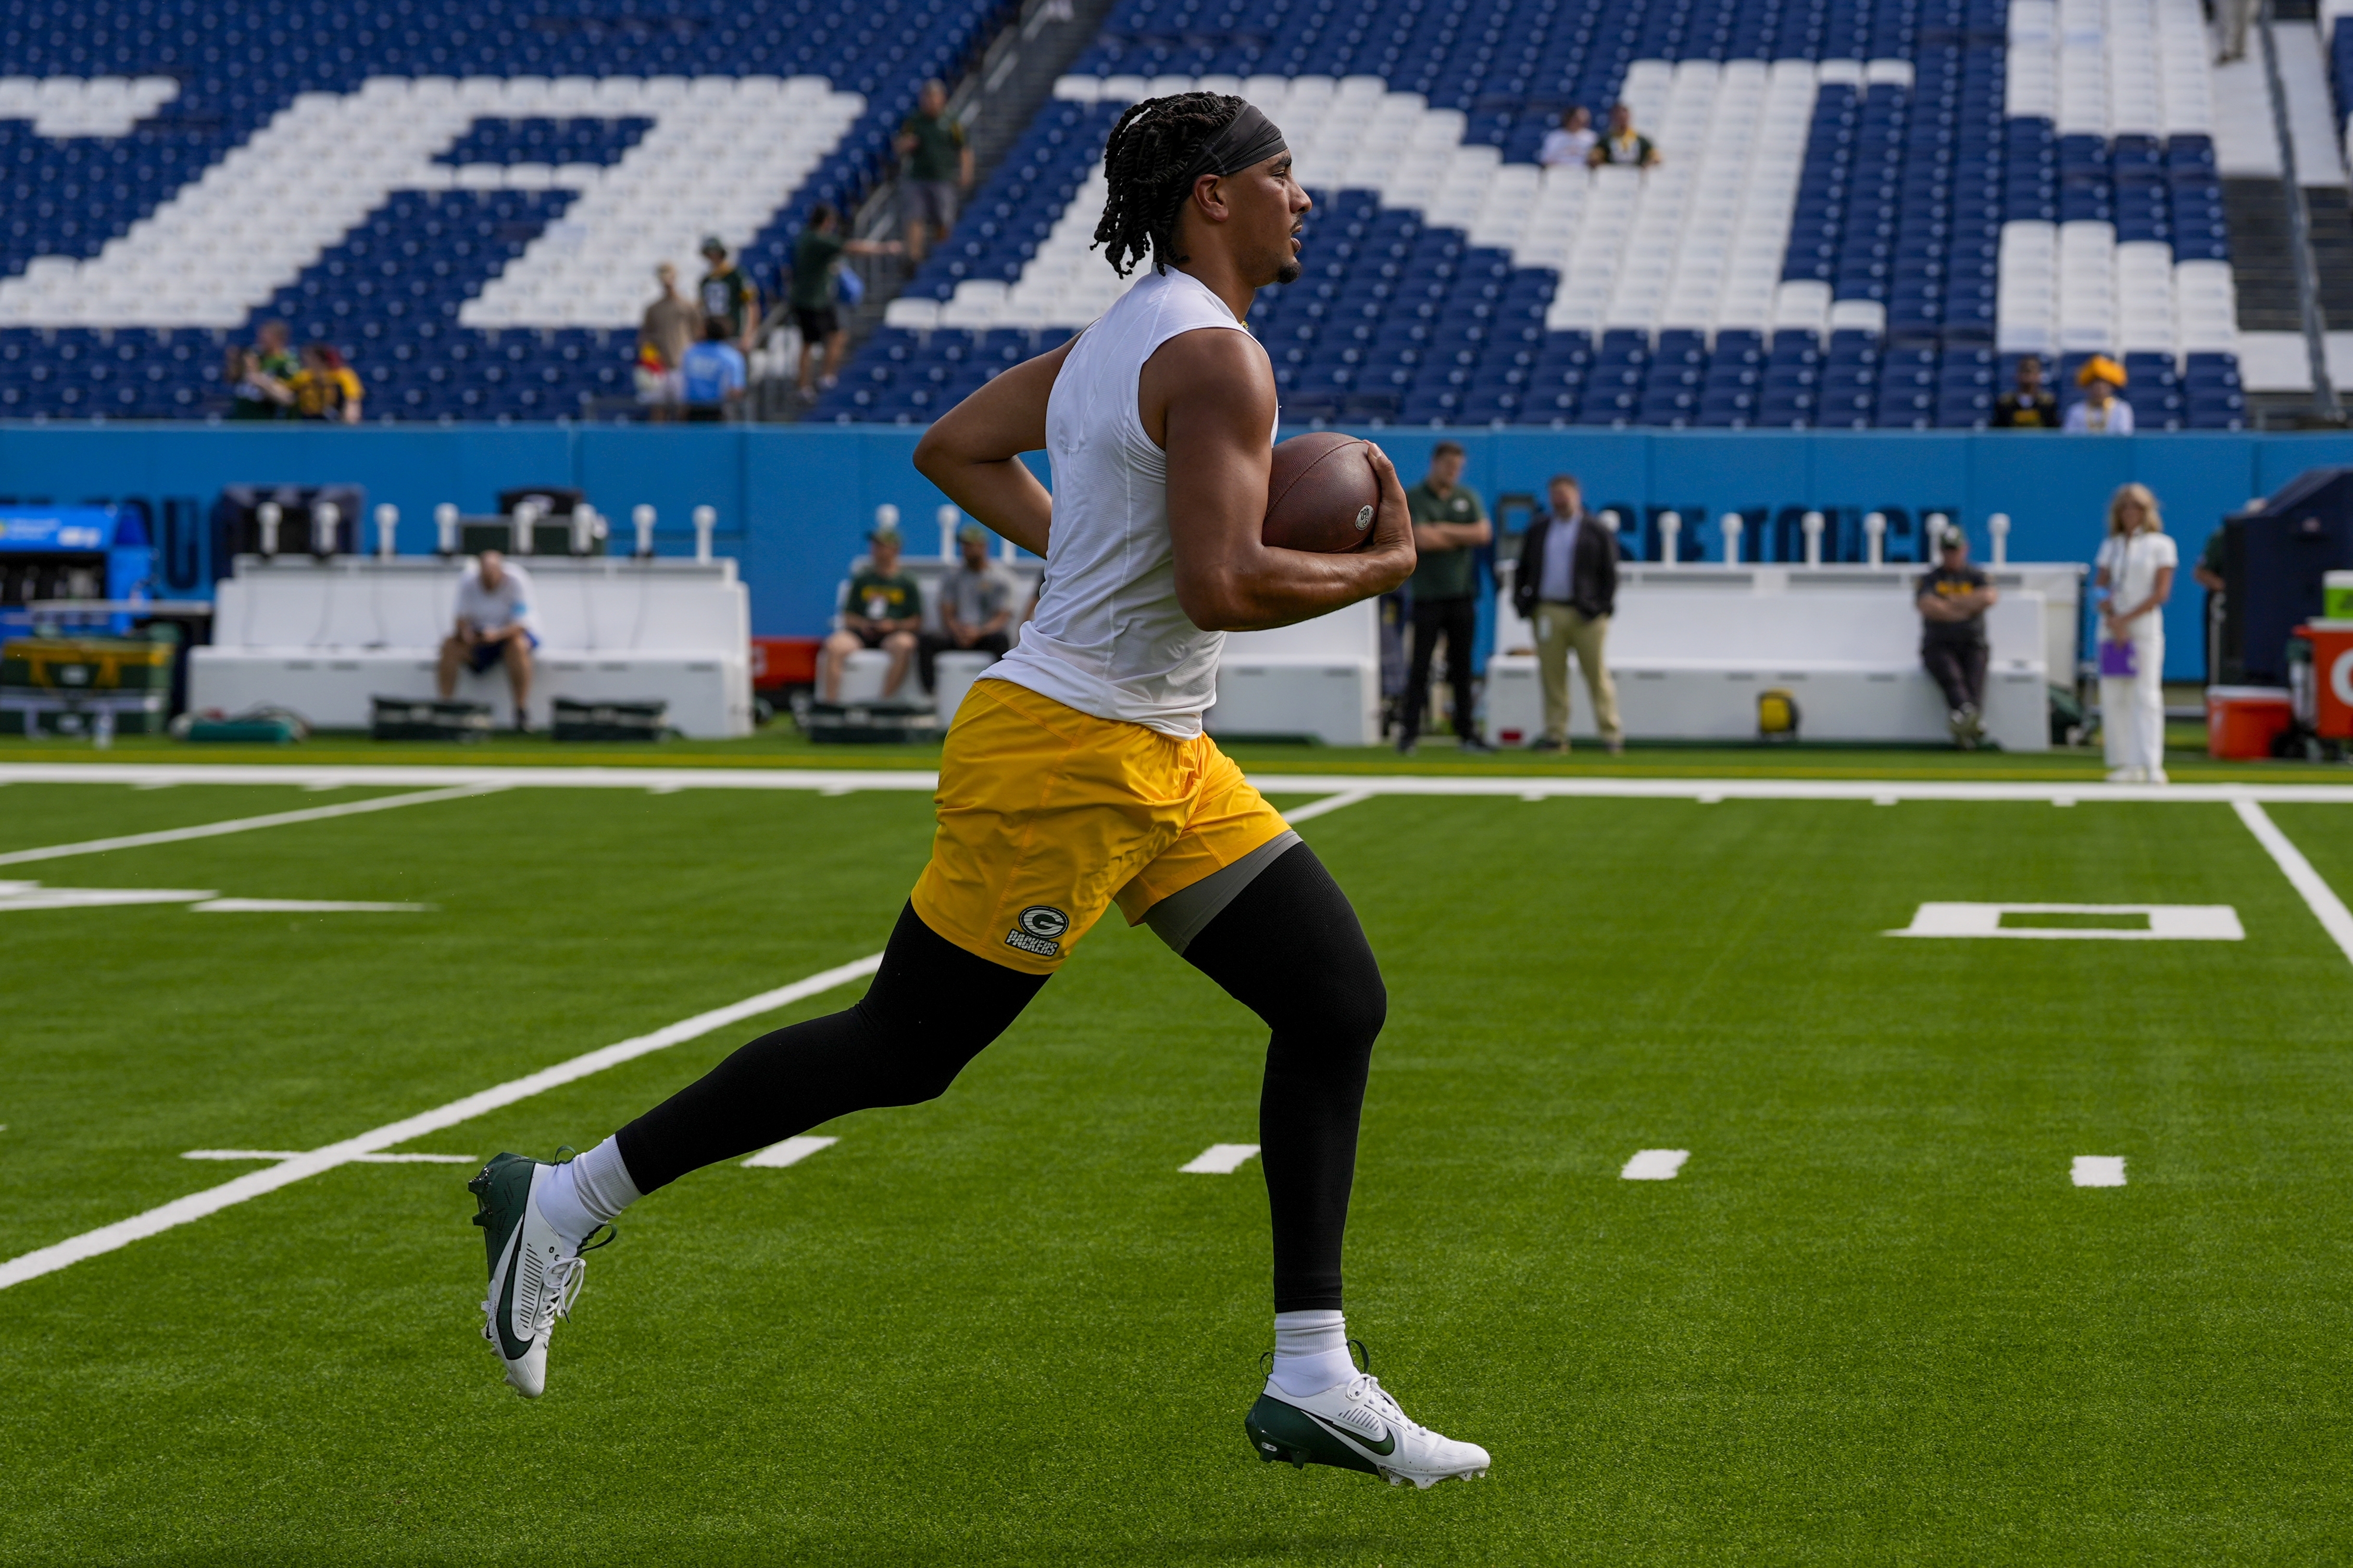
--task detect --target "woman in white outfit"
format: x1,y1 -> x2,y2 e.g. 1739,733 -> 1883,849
2094,482 -> 2176,783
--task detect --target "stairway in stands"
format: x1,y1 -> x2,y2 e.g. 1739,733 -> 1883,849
2223,179 -> 2311,332
791,0 -> 1125,415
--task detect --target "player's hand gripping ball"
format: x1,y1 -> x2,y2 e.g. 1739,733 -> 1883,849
1262,433 -> 1383,554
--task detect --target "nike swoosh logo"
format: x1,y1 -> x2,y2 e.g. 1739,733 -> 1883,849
1308,1410 -> 1395,1456
493,1220 -> 534,1362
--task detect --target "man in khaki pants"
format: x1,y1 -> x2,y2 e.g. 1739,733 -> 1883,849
1511,475 -> 1622,753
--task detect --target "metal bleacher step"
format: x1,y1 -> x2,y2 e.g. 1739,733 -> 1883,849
2223,177 -> 2311,331
2305,190 -> 2353,328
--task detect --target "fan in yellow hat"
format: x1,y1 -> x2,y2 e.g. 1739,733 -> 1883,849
2065,354 -> 2133,433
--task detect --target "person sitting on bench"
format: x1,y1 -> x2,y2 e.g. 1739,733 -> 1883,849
822,525 -> 923,702
438,548 -> 539,731
919,522 -> 1018,691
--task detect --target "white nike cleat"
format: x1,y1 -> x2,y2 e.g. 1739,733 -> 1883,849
1245,1364 -> 1490,1489
467,1151 -> 610,1399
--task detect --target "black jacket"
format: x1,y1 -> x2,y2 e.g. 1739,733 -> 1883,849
1513,510 -> 1619,621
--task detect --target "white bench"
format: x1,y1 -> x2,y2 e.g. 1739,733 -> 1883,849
819,554 -> 1377,745
1209,598 -> 1381,747
189,555 -> 754,736
1482,564 -> 2052,751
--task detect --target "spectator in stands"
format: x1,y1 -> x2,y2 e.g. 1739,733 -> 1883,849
1513,473 -> 1623,755
679,318 -> 747,422
1990,354 -> 2059,428
896,79 -> 972,268
1916,524 -> 1998,749
637,262 -> 701,422
919,522 -> 1018,690
227,320 -> 296,420
1397,440 -> 1495,755
2218,0 -> 2255,61
1589,102 -> 1659,168
2066,356 -> 2134,433
2095,482 -> 2176,784
791,204 -> 902,400
288,343 -> 363,423
437,548 -> 538,731
697,237 -> 761,355
822,525 -> 923,702
1539,106 -> 1596,169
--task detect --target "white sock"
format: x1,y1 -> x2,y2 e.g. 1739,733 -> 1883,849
536,1137 -> 641,1248
1270,1310 -> 1353,1397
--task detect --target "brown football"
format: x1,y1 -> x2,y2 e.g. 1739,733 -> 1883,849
1263,432 -> 1382,554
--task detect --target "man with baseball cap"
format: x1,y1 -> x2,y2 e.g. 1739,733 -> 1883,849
696,236 -> 761,355
821,523 -> 924,702
1916,523 -> 1999,747
919,520 -> 1019,690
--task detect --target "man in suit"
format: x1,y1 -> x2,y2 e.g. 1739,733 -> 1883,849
1513,474 -> 1622,754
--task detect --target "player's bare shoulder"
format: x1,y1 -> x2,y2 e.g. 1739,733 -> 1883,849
1139,325 -> 1274,448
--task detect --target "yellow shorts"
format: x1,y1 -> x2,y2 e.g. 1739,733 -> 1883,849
909,678 -> 1293,974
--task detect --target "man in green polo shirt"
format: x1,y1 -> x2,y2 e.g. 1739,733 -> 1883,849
789,204 -> 901,400
1397,440 -> 1496,755
896,79 -> 972,268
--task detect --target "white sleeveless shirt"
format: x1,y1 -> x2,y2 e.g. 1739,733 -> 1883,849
980,267 -> 1266,738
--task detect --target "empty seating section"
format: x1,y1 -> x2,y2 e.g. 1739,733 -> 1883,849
0,0 -> 1010,419
849,0 -> 2248,427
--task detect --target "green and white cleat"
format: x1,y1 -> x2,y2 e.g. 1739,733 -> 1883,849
1244,1356 -> 1490,1489
467,1151 -> 610,1399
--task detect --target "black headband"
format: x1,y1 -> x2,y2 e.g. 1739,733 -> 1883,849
1179,101 -> 1288,189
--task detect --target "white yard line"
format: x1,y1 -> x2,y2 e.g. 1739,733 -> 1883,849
1621,1149 -> 1691,1180
2071,1156 -> 2127,1187
0,784 -> 502,867
741,1134 -> 838,1169
182,1149 -> 477,1164
13,762 -> 2353,806
2233,799 -> 2353,968
0,951 -> 883,1292
191,898 -> 433,913
1282,788 -> 1374,824
1179,1143 -> 1261,1174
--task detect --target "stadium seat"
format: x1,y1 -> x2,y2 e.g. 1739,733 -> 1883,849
0,0 -> 2249,423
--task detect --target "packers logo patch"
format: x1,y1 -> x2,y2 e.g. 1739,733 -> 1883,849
1004,904 -> 1069,958
1018,906 -> 1070,939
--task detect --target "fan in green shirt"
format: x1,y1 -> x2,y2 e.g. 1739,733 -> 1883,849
1405,474 -> 1488,601
895,79 -> 973,267
787,204 -> 902,400
1396,442 -> 1496,755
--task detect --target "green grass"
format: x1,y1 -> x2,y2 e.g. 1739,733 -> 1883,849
1,779 -> 2350,1564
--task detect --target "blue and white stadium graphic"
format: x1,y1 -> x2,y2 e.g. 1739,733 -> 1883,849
1,0 -> 2349,425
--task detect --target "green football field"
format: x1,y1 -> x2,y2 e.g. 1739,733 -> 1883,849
3,766 -> 2351,1565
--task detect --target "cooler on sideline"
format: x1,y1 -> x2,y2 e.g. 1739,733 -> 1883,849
2297,622 -> 2353,740
2204,685 -> 2293,759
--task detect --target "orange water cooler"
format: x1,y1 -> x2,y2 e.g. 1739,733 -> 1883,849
2296,622 -> 2353,741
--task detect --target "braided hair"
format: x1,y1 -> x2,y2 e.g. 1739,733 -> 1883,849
1092,92 -> 1244,277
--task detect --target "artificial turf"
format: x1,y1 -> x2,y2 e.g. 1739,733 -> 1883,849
1,777 -> 2349,1564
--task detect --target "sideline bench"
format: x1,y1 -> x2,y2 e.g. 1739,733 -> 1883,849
189,555 -> 754,736
1482,564 -> 2055,751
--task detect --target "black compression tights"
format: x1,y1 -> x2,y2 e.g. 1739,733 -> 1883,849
613,843 -> 1385,1312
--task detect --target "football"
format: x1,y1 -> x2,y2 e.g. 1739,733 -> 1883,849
1262,432 -> 1383,554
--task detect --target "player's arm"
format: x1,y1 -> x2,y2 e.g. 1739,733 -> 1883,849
1151,329 -> 1414,632
911,339 -> 1074,558
1414,519 -> 1487,549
